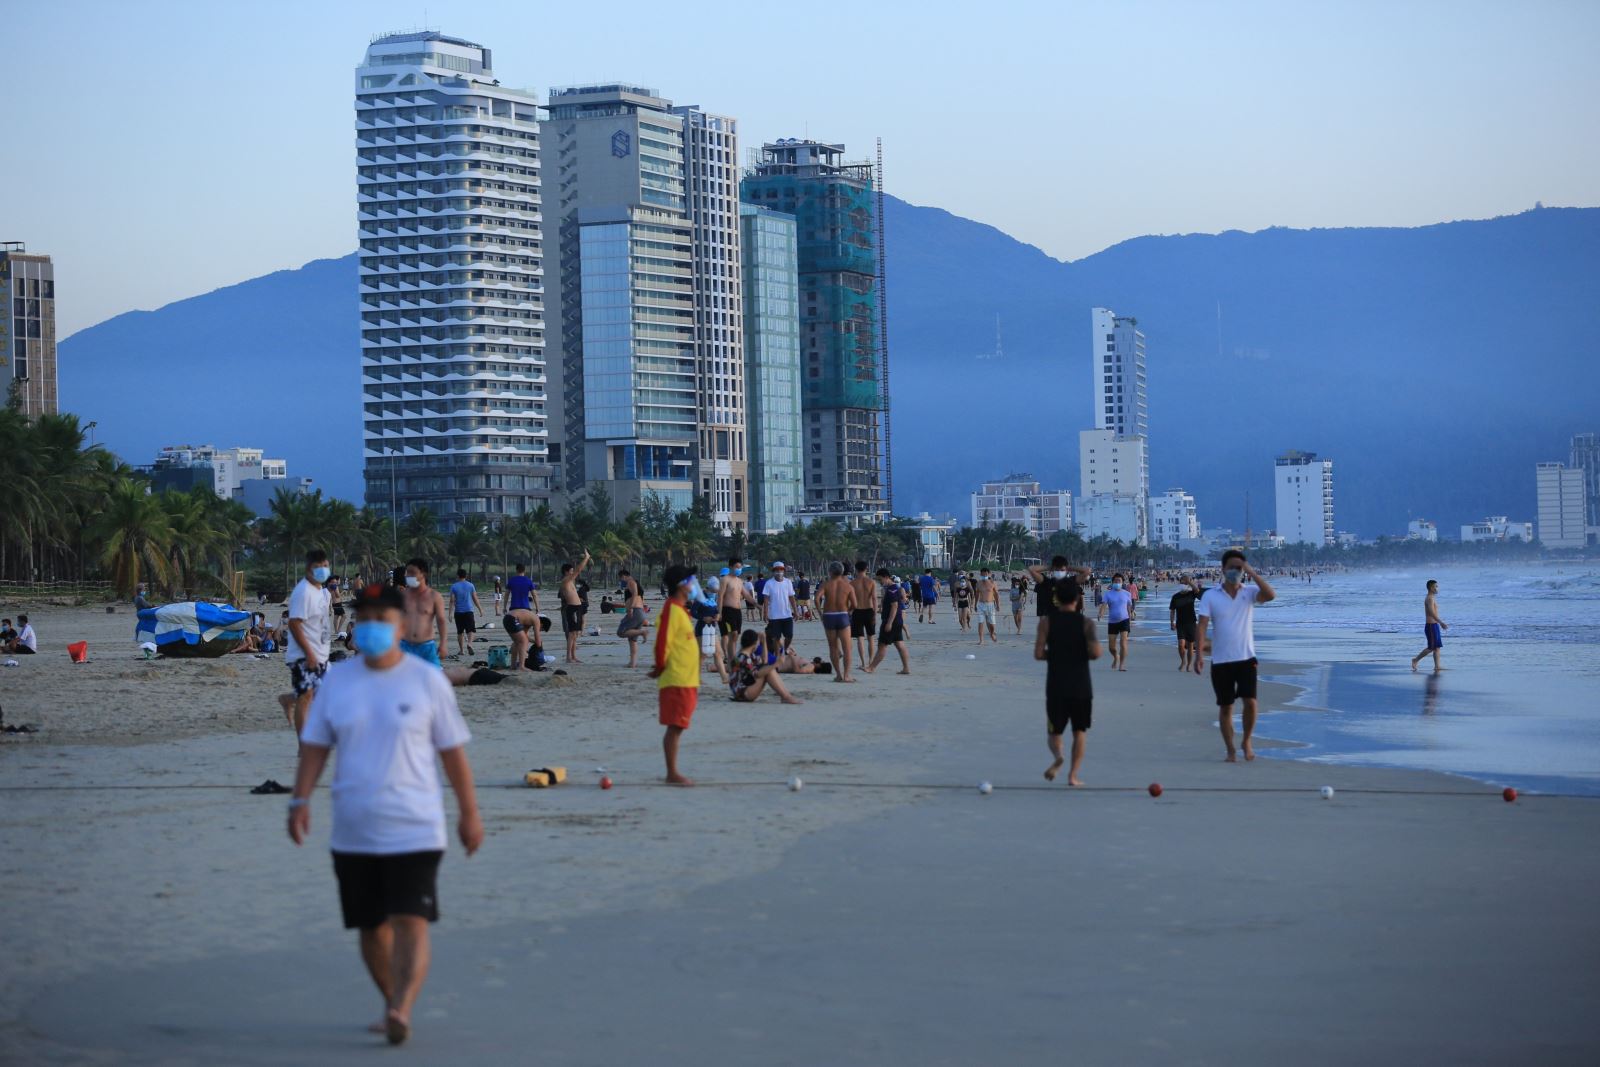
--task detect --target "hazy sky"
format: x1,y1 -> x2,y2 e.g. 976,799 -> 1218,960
5,0 -> 1598,336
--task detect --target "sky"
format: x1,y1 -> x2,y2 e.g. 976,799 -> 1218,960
4,0 -> 1598,337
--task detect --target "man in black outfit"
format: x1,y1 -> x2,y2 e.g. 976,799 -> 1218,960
1033,579 -> 1098,786
1168,575 -> 1202,671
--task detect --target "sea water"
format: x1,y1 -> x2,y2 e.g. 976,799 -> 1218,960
1236,563 -> 1600,795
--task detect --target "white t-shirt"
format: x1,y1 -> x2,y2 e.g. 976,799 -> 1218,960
17,624 -> 37,651
300,655 -> 471,855
1197,583 -> 1260,664
764,578 -> 797,620
283,578 -> 331,664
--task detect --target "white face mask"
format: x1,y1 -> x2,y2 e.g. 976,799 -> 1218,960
1050,570 -> 1067,580
405,575 -> 420,588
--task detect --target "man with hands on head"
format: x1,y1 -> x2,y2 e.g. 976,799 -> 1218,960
1194,549 -> 1276,763
288,581 -> 482,1047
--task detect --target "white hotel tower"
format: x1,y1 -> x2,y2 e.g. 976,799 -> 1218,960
356,31 -> 555,522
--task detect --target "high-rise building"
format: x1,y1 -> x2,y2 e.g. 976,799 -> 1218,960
1274,450 -> 1335,546
740,205 -> 802,533
1571,432 -> 1600,532
1077,428 -> 1147,543
1535,462 -> 1587,548
1080,308 -> 1149,543
355,32 -> 555,523
1149,488 -> 1200,547
741,140 -> 887,528
0,243 -> 58,418
543,85 -> 748,527
969,475 -> 1072,538
673,105 -> 748,532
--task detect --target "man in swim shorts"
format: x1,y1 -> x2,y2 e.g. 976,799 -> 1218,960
718,558 -> 748,667
850,559 -> 879,670
972,566 -> 1001,645
558,550 -> 590,664
616,568 -> 648,668
816,561 -> 857,683
1410,578 -> 1448,673
400,558 -> 447,667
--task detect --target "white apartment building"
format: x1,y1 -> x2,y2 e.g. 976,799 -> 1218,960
1460,516 -> 1533,543
355,32 -> 554,522
1274,450 -> 1334,546
1078,428 -> 1147,544
1149,488 -> 1199,547
1406,519 -> 1439,542
1535,462 -> 1587,548
970,475 -> 1072,537
151,444 -> 287,501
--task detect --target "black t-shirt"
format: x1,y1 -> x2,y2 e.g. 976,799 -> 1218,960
1037,577 -> 1082,616
796,579 -> 812,599
1170,589 -> 1199,628
1045,609 -> 1094,700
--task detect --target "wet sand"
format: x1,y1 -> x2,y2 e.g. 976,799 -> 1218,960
3,602 -> 1597,1064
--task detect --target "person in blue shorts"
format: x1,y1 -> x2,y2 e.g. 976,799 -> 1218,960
400,558 -> 447,667
1410,579 -> 1448,672
918,569 -> 939,624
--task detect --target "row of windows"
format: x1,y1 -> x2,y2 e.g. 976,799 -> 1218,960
361,214 -> 542,235
360,233 -> 541,253
359,159 -> 537,182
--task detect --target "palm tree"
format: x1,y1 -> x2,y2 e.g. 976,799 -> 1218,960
159,489 -> 228,596
445,515 -> 492,574
92,481 -> 175,597
263,488 -> 320,589
400,506 -> 445,563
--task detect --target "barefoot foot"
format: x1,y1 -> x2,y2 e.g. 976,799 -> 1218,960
1044,758 -> 1064,782
1068,777 -> 1085,787
1243,741 -> 1255,761
385,1009 -> 410,1046
665,774 -> 695,787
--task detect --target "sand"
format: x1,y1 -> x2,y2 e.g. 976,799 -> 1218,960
3,598 -> 1597,1064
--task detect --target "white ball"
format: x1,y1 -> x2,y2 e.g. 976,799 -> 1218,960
964,654 -> 977,660
979,781 -> 993,795
788,776 -> 803,792
1320,786 -> 1335,800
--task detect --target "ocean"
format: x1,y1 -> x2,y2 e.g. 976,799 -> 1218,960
1196,563 -> 1600,795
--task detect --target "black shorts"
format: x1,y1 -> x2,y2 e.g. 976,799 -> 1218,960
1210,658 -> 1259,705
719,606 -> 743,636
1107,619 -> 1131,635
1176,622 -> 1197,643
331,850 -> 443,930
1047,696 -> 1092,735
850,608 -> 876,637
454,611 -> 476,634
288,660 -> 327,696
560,603 -> 584,633
879,620 -> 905,645
765,617 -> 794,645
502,613 -> 525,635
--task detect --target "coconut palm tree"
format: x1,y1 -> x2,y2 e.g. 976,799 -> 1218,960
92,480 -> 175,597
400,506 -> 445,563
445,515 -> 492,574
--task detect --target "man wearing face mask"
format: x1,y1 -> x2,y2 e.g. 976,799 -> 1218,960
289,581 -> 482,1046
1098,572 -> 1136,671
399,559 -> 448,668
1195,549 -> 1277,762
651,565 -> 703,786
278,549 -> 333,745
1027,556 -> 1092,624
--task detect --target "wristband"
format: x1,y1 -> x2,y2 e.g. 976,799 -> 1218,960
287,797 -> 310,809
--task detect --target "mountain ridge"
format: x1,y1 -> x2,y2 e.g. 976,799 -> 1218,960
61,201 -> 1600,537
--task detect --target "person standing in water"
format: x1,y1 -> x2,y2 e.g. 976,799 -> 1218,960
1410,579 -> 1449,672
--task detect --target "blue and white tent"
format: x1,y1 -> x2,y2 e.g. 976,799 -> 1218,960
135,602 -> 253,658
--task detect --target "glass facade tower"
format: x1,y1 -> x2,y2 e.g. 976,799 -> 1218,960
740,140 -> 887,527
740,205 -> 802,532
355,32 -> 555,522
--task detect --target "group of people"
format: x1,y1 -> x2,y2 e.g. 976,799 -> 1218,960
1,614 -> 37,655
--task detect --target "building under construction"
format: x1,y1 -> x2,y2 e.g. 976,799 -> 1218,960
740,140 -> 889,526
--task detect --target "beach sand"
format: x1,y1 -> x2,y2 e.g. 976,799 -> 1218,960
3,601 -> 1597,1064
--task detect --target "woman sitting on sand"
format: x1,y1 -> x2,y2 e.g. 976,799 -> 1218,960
729,631 -> 803,704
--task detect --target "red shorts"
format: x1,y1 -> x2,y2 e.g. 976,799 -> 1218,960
658,686 -> 698,729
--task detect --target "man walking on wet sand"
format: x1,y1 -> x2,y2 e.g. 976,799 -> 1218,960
288,581 -> 482,1046
1410,579 -> 1448,672
651,564 -> 702,785
1194,549 -> 1277,762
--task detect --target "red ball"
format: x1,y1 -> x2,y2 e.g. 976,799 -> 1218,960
1502,787 -> 1517,803
1148,783 -> 1163,797
600,776 -> 613,790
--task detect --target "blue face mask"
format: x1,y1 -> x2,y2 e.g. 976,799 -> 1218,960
354,620 -> 397,659
1111,582 -> 1122,590
312,566 -> 331,584
685,577 -> 706,604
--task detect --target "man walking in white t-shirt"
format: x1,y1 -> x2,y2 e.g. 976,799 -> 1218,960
1194,549 -> 1277,762
289,581 -> 482,1047
761,561 -> 798,654
278,549 -> 333,747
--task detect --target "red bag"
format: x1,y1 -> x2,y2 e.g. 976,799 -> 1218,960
67,641 -> 88,664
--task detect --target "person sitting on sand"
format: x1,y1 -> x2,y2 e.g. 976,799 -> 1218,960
0,619 -> 16,648
1035,577 -> 1099,786
728,630 -> 803,705
7,614 -> 38,654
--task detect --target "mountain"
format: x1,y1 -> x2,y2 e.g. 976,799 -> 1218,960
61,202 -> 1600,537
